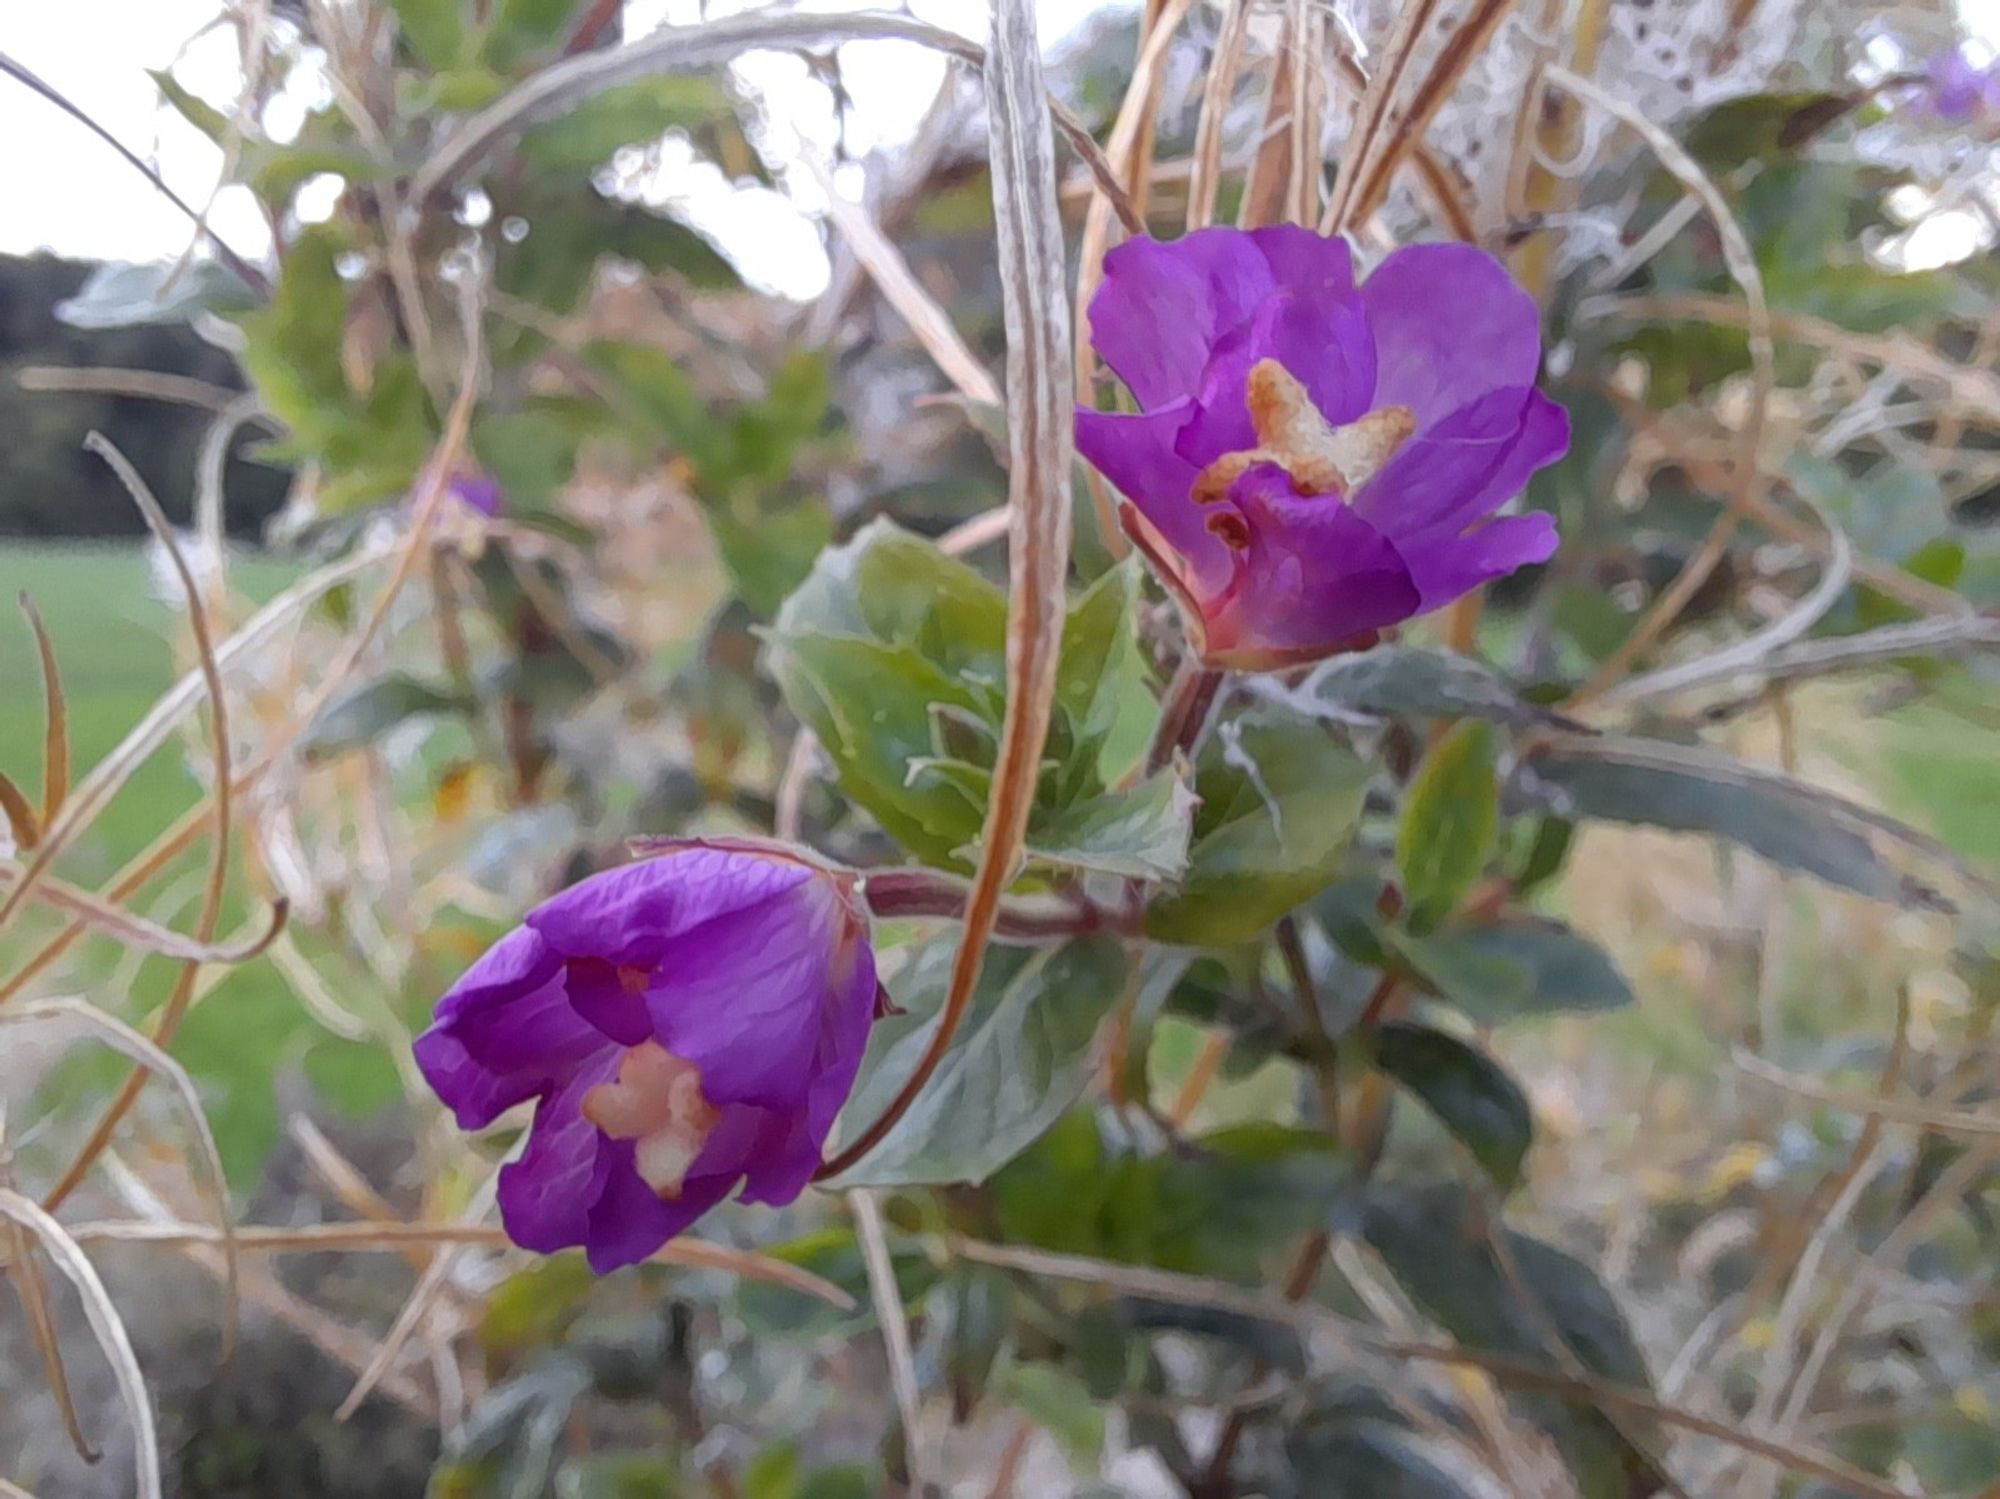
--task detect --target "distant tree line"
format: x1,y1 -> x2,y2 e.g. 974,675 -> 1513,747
0,254 -> 288,538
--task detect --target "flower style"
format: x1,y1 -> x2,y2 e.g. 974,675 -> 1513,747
1076,228 -> 1569,670
414,842 -> 880,1271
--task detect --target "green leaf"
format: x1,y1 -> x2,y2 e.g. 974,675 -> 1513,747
485,0 -> 579,69
771,634 -> 989,864
581,338 -> 720,469
708,502 -> 832,618
1306,645 -> 1560,728
992,1114 -> 1346,1284
55,258 -> 257,330
943,1267 -> 1014,1418
303,675 -> 472,760
1290,1412 -> 1475,1498
479,1255 -> 595,1359
472,405 -> 586,512
559,1454 -> 681,1499
1027,769 -> 1196,880
1055,559 -> 1147,756
1388,918 -> 1634,1022
734,1226 -> 940,1341
1361,1182 -> 1662,1499
1372,1021 -> 1533,1190
498,192 -> 736,317
830,936 -> 1129,1186
148,68 -> 228,142
766,521 -> 1007,864
519,76 -> 733,170
388,0 -> 465,70
994,1362 -> 1104,1461
1520,735 -> 1926,905
1397,719 -> 1500,934
1147,710 -> 1370,946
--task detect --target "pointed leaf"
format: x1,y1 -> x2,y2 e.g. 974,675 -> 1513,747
1398,719 -> 1500,934
1028,769 -> 1196,880
1146,710 -> 1371,946
1387,918 -> 1635,1022
830,936 -> 1129,1186
1373,1021 -> 1533,1190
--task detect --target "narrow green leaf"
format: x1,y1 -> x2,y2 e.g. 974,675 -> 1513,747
1373,1021 -> 1534,1190
1397,718 -> 1500,934
148,68 -> 227,142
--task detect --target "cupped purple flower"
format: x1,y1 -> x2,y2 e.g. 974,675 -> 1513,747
1076,228 -> 1568,670
415,841 -> 881,1272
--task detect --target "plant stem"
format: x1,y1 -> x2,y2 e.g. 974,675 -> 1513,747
1145,660 -> 1226,776
861,868 -> 1142,941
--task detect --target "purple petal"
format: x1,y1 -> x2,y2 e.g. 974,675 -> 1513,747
526,847 -> 813,967
1089,228 -> 1354,410
1360,244 -> 1544,429
1244,224 -> 1356,293
1228,466 -> 1423,650
644,881 -> 854,1113
415,927 -> 607,1130
583,1141 -> 736,1273
1172,286 -> 1377,467
1351,387 -> 1565,539
564,960 -> 654,1047
1075,403 -> 1232,592
497,1050 -> 621,1254
1397,512 -> 1560,612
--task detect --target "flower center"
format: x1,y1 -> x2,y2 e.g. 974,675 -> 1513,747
1192,358 -> 1414,508
581,1040 -> 721,1200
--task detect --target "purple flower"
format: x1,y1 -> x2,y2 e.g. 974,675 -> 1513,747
447,470 -> 503,517
415,841 -> 880,1272
1911,45 -> 2000,123
1076,229 -> 1568,670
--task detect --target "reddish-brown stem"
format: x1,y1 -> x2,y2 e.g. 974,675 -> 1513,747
861,868 -> 1142,941
1145,661 -> 1225,777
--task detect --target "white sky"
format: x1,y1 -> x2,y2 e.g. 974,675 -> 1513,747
7,0 -> 2000,297
0,0 -> 1102,301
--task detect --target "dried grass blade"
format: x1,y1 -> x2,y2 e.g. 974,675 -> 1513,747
37,435 -> 239,1220
0,549 -> 381,947
0,775 -> 38,853
1187,0 -> 1254,231
1322,0 -> 1442,234
20,595 -> 67,827
1348,0 -> 1518,227
1548,64 -> 1774,706
1237,6 -> 1299,230
0,1188 -> 161,1499
334,1170 -> 499,1421
2,1205 -> 97,1462
15,366 -> 244,411
0,862 -> 284,964
810,158 -> 1002,408
852,1188 -> 927,1485
820,0 -> 1076,1177
4,999 -> 239,1354
1073,0 -> 1197,560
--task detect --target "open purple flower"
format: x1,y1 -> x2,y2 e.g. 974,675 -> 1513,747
415,841 -> 880,1272
1077,228 -> 1568,670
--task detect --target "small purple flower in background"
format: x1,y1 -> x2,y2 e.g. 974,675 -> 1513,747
415,842 -> 880,1272
446,469 -> 503,517
1076,228 -> 1568,670
1909,44 -> 2000,124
